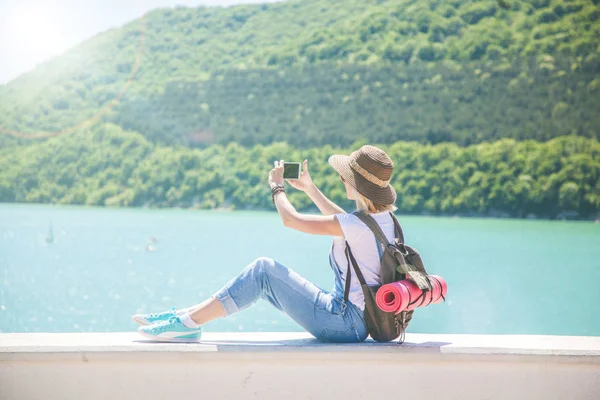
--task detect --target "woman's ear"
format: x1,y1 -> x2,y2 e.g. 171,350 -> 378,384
346,184 -> 355,200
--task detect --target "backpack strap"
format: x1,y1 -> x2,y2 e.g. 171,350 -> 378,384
353,211 -> 406,245
343,242 -> 366,305
353,211 -> 391,249
389,212 -> 405,244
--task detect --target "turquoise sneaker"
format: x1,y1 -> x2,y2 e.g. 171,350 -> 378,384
137,316 -> 202,343
132,306 -> 177,326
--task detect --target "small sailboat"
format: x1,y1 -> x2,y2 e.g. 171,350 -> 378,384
146,236 -> 158,251
46,223 -> 55,244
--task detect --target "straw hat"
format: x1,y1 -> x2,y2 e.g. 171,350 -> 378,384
328,145 -> 396,205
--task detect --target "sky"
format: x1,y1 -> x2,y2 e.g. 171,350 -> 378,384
0,0 -> 284,84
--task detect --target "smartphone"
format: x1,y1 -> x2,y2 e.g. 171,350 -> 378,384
283,162 -> 302,180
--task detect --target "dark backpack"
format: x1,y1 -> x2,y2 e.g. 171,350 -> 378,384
343,211 -> 432,343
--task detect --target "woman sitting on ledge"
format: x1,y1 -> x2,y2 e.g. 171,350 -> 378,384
133,145 -> 398,343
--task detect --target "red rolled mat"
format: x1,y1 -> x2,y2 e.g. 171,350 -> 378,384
375,281 -> 411,313
375,275 -> 448,314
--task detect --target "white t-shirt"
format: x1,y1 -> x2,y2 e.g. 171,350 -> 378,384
332,211 -> 396,311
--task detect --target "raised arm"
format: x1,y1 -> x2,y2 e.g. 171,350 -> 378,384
287,159 -> 345,216
305,183 -> 346,216
270,160 -> 344,236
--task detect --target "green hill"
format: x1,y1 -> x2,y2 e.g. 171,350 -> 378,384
0,0 -> 599,147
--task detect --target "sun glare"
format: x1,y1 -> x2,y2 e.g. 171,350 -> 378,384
7,6 -> 67,61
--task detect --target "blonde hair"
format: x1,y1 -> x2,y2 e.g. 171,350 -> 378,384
355,190 -> 397,214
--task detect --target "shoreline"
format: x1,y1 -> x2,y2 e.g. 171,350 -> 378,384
1,201 -> 599,222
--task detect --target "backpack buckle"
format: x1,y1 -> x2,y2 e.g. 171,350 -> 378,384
397,243 -> 409,256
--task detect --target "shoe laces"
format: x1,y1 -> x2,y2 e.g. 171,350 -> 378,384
147,306 -> 176,318
156,316 -> 181,328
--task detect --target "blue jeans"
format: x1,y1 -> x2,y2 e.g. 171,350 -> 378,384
214,257 -> 368,343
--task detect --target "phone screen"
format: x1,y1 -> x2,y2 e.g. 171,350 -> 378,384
283,163 -> 301,179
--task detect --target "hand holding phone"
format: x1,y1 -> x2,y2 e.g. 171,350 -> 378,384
285,160 -> 314,192
283,162 -> 302,180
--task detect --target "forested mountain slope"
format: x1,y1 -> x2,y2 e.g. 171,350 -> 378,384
0,0 -> 598,147
1,123 -> 598,218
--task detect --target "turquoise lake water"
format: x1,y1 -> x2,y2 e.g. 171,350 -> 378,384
1,203 -> 599,336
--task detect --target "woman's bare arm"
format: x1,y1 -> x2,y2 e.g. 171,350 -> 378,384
285,160 -> 345,216
269,159 -> 343,236
304,184 -> 345,216
273,191 -> 343,236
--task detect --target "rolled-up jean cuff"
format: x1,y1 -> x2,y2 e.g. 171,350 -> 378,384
214,288 -> 240,316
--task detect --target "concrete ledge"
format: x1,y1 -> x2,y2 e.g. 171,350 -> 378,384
2,332 -> 600,357
1,333 -> 600,400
